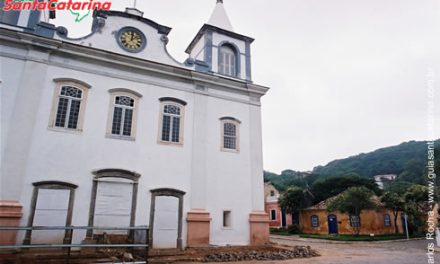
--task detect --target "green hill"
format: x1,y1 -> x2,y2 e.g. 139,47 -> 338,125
264,139 -> 439,190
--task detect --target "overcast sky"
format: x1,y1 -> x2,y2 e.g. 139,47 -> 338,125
53,0 -> 440,173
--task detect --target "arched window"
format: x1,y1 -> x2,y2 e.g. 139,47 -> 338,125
107,89 -> 141,140
111,95 -> 135,136
159,98 -> 186,144
311,215 -> 319,227
218,44 -> 237,77
49,78 -> 90,131
220,117 -> 240,152
55,86 -> 83,129
384,214 -> 391,227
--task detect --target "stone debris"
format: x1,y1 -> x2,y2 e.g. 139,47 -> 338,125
202,246 -> 318,262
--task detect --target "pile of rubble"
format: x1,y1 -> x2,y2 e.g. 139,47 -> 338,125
202,246 -> 318,262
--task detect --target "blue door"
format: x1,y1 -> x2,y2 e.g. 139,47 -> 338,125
328,214 -> 338,234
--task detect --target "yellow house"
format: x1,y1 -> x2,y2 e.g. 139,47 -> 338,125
300,195 -> 404,235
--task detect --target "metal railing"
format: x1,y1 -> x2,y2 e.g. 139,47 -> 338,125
0,225 -> 149,263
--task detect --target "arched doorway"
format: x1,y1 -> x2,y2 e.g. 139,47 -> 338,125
149,188 -> 185,249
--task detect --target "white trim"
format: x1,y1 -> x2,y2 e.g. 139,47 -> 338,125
106,90 -> 141,141
48,81 -> 89,132
220,118 -> 240,153
157,100 -> 185,146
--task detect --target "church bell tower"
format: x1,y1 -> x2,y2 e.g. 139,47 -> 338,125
186,0 -> 254,82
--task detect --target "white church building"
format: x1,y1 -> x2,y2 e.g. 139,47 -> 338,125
0,1 -> 270,249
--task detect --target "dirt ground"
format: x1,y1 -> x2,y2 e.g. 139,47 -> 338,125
0,244 -> 315,264
261,235 -> 438,264
1,235 -> 436,264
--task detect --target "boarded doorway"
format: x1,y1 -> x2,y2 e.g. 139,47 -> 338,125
24,181 -> 77,245
149,188 -> 185,249
87,169 -> 140,239
153,196 -> 179,248
94,178 -> 133,234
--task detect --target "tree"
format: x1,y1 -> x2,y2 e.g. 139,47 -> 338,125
399,159 -> 425,184
403,185 -> 430,235
278,187 -> 306,228
310,175 -> 381,204
327,186 -> 376,235
381,191 -> 405,234
383,180 -> 412,195
404,185 -> 429,211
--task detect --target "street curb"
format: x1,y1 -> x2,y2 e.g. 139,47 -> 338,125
270,235 -> 425,244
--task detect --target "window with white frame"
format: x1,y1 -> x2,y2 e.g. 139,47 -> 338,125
107,89 -> 141,139
270,209 -> 277,221
111,96 -> 135,136
311,215 -> 319,227
218,45 -> 237,77
220,117 -> 240,151
349,215 -> 361,227
384,214 -> 391,227
159,98 -> 186,144
49,79 -> 90,131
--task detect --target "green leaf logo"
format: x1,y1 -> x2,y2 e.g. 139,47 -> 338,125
69,9 -> 91,23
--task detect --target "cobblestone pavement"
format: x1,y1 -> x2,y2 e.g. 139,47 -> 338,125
177,235 -> 438,264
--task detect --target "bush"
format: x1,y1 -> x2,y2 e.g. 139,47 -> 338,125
287,224 -> 301,234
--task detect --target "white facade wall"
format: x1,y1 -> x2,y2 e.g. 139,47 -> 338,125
1,7 -> 268,247
53,16 -> 183,68
1,38 -> 266,247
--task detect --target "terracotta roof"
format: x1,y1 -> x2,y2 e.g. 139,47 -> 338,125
304,193 -> 383,211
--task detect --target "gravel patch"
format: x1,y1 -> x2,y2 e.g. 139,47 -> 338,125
202,246 -> 319,262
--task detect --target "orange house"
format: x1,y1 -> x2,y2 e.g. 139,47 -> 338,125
300,195 -> 404,235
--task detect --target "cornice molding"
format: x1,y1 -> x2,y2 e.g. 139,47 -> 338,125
0,28 -> 269,100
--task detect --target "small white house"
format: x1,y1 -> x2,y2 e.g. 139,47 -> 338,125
374,174 -> 397,190
0,0 -> 270,249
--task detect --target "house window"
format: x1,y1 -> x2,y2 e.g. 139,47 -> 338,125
223,210 -> 232,227
218,45 -> 237,77
159,98 -> 186,144
384,214 -> 391,227
350,215 -> 361,227
220,117 -> 240,152
107,89 -> 141,140
270,190 -> 275,196
49,78 -> 91,131
311,215 -> 319,227
270,209 -> 277,221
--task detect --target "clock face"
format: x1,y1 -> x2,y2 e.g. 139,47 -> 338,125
118,28 -> 146,52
